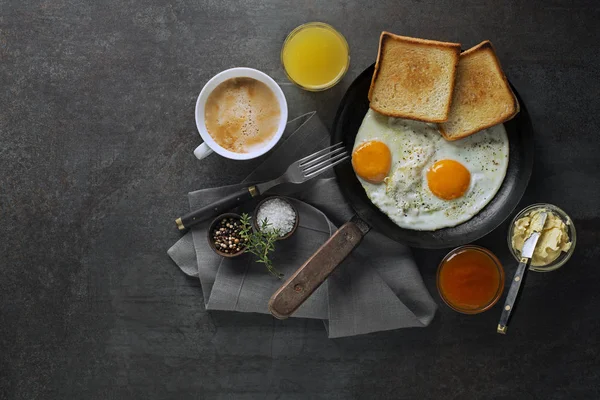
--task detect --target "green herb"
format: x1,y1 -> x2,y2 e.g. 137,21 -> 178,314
239,213 -> 283,279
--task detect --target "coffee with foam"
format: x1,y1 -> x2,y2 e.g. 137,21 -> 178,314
204,77 -> 281,153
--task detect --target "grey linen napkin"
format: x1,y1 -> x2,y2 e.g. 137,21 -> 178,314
168,113 -> 437,338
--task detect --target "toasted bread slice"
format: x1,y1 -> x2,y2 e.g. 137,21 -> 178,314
439,40 -> 520,140
368,32 -> 461,123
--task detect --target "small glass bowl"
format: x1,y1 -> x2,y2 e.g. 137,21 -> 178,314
281,22 -> 350,91
507,203 -> 576,272
436,245 -> 505,314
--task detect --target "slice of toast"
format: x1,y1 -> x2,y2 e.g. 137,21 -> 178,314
368,32 -> 461,123
439,40 -> 520,140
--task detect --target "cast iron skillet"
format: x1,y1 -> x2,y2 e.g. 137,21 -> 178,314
269,64 -> 534,319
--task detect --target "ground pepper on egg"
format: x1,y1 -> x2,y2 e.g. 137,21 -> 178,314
351,109 -> 509,231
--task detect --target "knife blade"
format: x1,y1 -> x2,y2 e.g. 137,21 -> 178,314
497,211 -> 547,334
521,212 -> 547,258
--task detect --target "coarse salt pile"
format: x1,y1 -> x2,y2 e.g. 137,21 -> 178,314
256,198 -> 297,236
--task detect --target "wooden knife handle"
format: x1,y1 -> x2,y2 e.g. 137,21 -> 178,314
268,221 -> 365,319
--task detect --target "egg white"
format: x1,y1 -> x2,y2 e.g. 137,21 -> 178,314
354,109 -> 509,231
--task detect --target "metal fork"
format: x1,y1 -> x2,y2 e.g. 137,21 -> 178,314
176,143 -> 349,230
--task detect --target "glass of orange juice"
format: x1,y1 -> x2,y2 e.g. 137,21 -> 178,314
281,22 -> 350,91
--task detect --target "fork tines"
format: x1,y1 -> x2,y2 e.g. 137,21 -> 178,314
299,142 -> 349,178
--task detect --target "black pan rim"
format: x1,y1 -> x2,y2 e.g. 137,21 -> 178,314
332,63 -> 534,249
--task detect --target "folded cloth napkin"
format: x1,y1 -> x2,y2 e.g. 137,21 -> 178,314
168,112 -> 437,338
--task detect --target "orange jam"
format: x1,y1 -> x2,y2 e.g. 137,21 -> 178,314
437,246 -> 504,314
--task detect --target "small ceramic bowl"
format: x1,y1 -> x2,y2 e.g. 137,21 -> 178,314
252,196 -> 299,240
207,213 -> 246,258
507,203 -> 576,272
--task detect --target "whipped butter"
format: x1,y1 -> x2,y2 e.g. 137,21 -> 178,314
511,208 -> 572,266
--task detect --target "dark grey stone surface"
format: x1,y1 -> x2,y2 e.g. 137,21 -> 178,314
1,0 -> 599,399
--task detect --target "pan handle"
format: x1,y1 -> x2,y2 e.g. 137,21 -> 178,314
268,220 -> 366,319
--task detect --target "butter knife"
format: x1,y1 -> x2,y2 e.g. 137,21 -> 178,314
497,211 -> 547,334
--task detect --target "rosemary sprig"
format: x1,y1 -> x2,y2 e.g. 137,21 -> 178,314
239,213 -> 283,279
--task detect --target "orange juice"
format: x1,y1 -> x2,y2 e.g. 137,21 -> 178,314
281,22 -> 350,91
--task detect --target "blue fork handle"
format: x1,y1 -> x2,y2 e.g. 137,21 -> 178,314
175,186 -> 259,230
497,257 -> 530,334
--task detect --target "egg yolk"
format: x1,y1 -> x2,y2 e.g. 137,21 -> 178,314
352,141 -> 392,183
427,159 -> 471,200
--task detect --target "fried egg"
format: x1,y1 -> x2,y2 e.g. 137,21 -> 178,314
352,109 -> 509,231
351,140 -> 392,183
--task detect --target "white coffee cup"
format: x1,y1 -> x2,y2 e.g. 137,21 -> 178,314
194,67 -> 288,160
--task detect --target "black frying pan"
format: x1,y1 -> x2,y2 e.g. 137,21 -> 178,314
333,64 -> 534,248
268,64 -> 533,319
